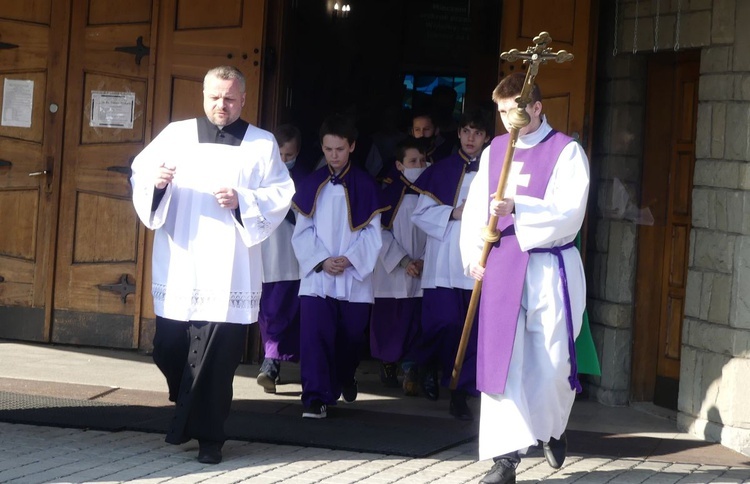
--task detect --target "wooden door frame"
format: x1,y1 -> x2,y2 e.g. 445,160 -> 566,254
632,49 -> 700,402
132,0 -> 162,348
39,0 -> 73,341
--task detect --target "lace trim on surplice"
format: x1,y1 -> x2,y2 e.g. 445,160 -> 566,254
152,283 -> 261,310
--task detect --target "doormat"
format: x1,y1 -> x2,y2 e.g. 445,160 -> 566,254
0,391 -> 477,458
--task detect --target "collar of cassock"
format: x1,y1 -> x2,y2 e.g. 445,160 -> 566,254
458,149 -> 480,172
196,116 -> 248,145
328,162 -> 351,185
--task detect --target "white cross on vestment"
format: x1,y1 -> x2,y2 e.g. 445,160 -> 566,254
503,161 -> 530,198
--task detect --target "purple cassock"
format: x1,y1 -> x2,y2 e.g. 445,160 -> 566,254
478,129 -> 578,395
258,161 -> 310,362
370,174 -> 423,363
370,298 -> 422,363
292,162 -> 389,406
259,280 -> 301,361
410,150 -> 480,393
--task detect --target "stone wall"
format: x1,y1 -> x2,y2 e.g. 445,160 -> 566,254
586,1 -> 647,407
589,0 -> 750,455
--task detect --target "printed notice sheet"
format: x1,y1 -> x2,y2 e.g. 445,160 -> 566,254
90,91 -> 135,129
1,79 -> 34,128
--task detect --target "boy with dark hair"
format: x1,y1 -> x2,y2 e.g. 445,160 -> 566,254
371,136 -> 429,394
291,114 -> 389,419
256,124 -> 309,393
410,107 -> 492,420
460,72 -> 589,484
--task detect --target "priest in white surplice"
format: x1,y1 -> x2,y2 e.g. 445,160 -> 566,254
130,66 -> 294,465
460,73 -> 589,484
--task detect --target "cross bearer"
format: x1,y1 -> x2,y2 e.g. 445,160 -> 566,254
459,72 -> 590,484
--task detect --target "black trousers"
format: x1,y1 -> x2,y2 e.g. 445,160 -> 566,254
153,316 -> 246,445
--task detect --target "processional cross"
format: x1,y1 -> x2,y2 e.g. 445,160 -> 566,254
450,32 -> 574,389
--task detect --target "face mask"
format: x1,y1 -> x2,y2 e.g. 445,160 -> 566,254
284,158 -> 297,169
403,167 -> 426,183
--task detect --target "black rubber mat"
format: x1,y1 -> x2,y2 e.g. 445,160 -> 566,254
0,391 -> 478,457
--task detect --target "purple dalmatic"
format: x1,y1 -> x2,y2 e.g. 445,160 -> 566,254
411,150 -> 479,206
478,130 -> 574,395
292,162 -> 389,231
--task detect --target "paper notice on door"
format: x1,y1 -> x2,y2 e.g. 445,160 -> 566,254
1,79 -> 34,128
90,91 -> 135,129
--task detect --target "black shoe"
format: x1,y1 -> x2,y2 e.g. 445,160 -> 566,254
197,440 -> 223,464
341,378 -> 358,403
480,459 -> 516,484
420,368 -> 439,401
257,358 -> 281,394
302,400 -> 327,419
379,362 -> 400,388
449,390 -> 473,421
402,366 -> 419,396
543,432 -> 567,469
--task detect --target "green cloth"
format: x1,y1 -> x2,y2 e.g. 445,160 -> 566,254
575,309 -> 601,375
574,232 -> 601,376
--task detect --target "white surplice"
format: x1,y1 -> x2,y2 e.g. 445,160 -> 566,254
373,193 -> 426,298
131,119 -> 295,324
411,172 -> 476,291
292,183 -> 382,304
261,215 -> 298,283
459,118 -> 590,460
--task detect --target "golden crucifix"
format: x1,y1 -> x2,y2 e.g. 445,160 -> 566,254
450,32 -> 574,389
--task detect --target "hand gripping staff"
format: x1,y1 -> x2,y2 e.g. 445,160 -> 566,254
449,32 -> 574,390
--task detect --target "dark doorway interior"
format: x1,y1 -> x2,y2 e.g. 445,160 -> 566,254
280,0 -> 501,172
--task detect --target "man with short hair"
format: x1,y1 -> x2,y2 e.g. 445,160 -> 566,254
130,65 -> 294,464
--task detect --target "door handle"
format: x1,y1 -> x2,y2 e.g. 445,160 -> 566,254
0,160 -> 11,168
29,157 -> 54,193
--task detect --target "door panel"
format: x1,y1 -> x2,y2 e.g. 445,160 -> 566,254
1,0 -> 268,349
0,1 -> 69,340
633,50 -> 699,408
52,0 -> 155,348
153,0 -> 266,130
499,0 -> 597,148
655,54 -> 699,394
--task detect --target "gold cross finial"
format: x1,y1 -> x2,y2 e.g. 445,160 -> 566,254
500,32 -> 574,73
499,32 -> 574,130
